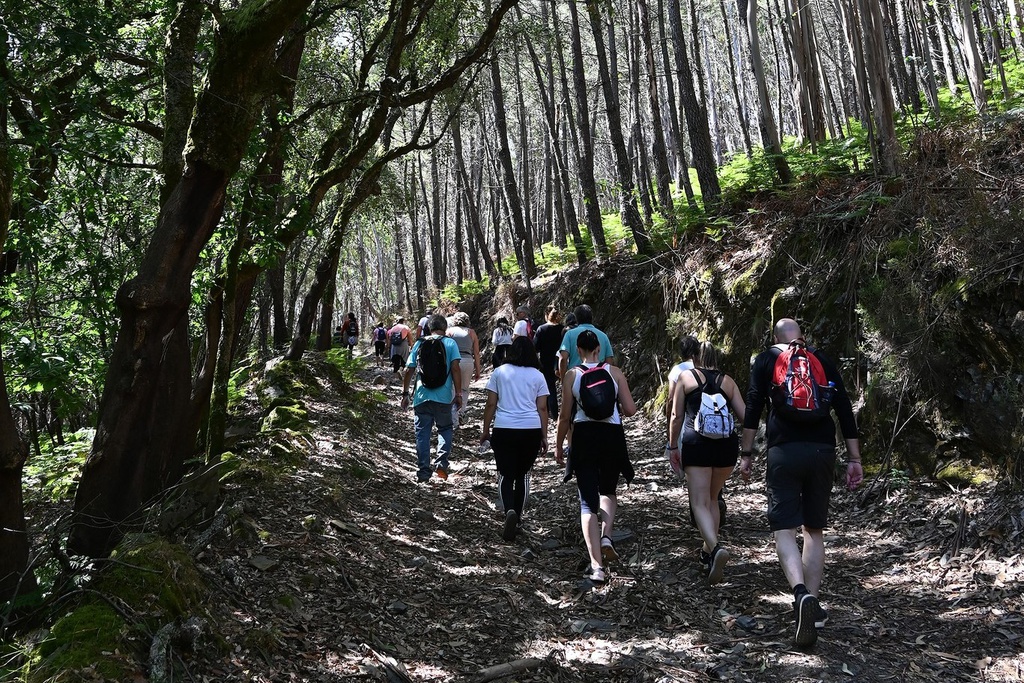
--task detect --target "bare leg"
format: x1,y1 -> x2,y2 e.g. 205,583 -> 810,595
599,495 -> 617,539
774,528 -> 805,589
801,527 -> 825,596
686,467 -> 717,552
581,512 -> 603,571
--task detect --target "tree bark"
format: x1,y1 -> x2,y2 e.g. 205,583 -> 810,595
69,0 -> 314,558
585,0 -> 652,254
638,0 -> 677,232
489,52 -> 537,278
740,0 -> 792,184
565,0 -> 609,260
521,25 -> 587,264
0,27 -> 36,600
666,0 -> 721,205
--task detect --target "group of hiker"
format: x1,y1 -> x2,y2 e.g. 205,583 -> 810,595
347,305 -> 863,648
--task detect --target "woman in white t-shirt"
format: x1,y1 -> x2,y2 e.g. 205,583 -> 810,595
490,317 -> 513,368
480,336 -> 549,542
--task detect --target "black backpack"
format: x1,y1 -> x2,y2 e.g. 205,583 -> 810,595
346,320 -> 359,337
417,337 -> 450,389
389,329 -> 404,346
577,363 -> 616,420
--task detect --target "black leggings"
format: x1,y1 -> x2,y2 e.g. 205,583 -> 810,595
492,427 -> 541,517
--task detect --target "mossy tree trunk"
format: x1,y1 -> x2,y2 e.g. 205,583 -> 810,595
69,0 -> 314,559
0,30 -> 36,599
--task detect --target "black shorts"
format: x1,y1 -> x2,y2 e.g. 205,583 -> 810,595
766,442 -> 837,531
680,433 -> 739,468
572,421 -> 628,514
374,340 -> 387,356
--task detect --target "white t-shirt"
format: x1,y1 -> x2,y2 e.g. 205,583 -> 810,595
492,327 -> 512,346
667,360 -> 695,391
485,364 -> 549,429
513,319 -> 529,337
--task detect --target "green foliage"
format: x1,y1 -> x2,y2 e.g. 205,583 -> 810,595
440,276 -> 491,301
23,429 -> 95,504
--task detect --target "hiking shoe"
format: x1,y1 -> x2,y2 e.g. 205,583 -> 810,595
502,510 -> 518,541
416,471 -> 431,483
600,536 -> 619,563
794,593 -> 820,647
814,603 -> 829,628
435,464 -> 448,480
587,566 -> 607,584
791,597 -> 829,628
708,545 -> 729,585
699,548 -> 712,569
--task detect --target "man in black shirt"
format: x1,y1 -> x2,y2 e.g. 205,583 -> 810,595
739,318 -> 863,647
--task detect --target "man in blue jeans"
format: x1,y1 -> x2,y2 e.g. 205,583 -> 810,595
400,314 -> 462,482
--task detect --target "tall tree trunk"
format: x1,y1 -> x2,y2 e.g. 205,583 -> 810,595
666,0 -> 721,206
565,0 -> 610,260
316,262 -> 338,351
740,0 -> 792,184
720,0 -> 754,157
160,0 -> 203,205
784,0 -> 827,146
452,116 -> 496,278
489,53 -> 537,278
522,25 -> 588,264
638,0 -> 676,233
859,0 -> 900,174
586,0 -> 652,254
0,27 -> 35,600
626,2 -> 654,225
955,0 -> 988,113
69,0 -> 313,558
657,0 -> 696,204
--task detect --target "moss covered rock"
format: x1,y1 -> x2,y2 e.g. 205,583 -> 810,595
261,404 -> 309,433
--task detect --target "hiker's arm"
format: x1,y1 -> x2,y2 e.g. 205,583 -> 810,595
845,438 -> 863,489
667,380 -> 686,448
451,360 -> 462,407
481,390 -> 497,444
613,368 -> 637,417
554,370 -> 575,464
536,395 -> 549,454
557,350 -> 568,379
471,330 -> 481,378
725,375 -> 746,423
400,366 -> 415,409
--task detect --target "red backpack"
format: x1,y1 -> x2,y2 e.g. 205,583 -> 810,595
770,340 -> 833,421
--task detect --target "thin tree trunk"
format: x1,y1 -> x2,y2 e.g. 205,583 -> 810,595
657,0 -> 696,203
452,116 -> 495,278
522,24 -> 587,264
721,0 -> 754,157
586,0 -> 652,253
489,55 -> 536,278
666,0 -> 721,206
565,0 -> 610,260
0,27 -> 35,599
638,0 -> 677,233
740,0 -> 792,184
626,2 -> 654,224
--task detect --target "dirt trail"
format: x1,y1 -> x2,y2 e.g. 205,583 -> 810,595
185,356 -> 1024,682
